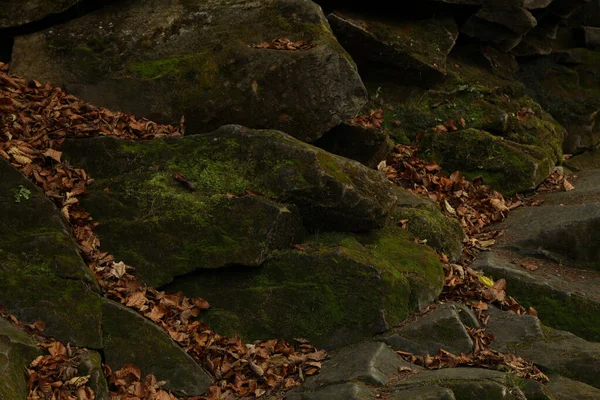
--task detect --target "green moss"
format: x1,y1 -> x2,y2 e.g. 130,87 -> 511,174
163,225 -> 442,347
418,129 -> 553,195
492,277 -> 600,342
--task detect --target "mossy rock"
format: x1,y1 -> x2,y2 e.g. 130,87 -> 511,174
518,49 -> 600,154
63,125 -> 397,286
0,158 -> 103,348
10,0 -> 366,142
0,0 -> 80,28
418,128 -> 556,195
327,12 -> 458,85
163,225 -> 443,348
101,299 -> 211,396
390,188 -> 464,262
0,318 -> 43,400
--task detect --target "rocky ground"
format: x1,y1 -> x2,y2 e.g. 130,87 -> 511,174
1,1 -> 599,399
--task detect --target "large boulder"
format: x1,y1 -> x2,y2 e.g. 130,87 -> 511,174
327,12 -> 458,85
63,125 -> 398,287
9,0 -> 367,142
0,318 -> 43,400
163,226 -> 444,348
0,158 -> 103,348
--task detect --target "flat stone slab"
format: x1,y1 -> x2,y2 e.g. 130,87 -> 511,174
383,304 -> 474,356
486,306 -> 543,354
473,252 -> 600,342
303,342 -> 420,390
545,375 -> 600,400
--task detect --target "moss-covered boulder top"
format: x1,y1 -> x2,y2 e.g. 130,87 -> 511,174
0,0 -> 80,29
62,125 -> 398,287
163,226 -> 444,348
9,0 -> 366,142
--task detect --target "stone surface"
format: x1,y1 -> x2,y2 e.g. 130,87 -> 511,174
0,317 -> 42,400
63,125 -> 399,287
302,383 -> 374,400
10,0 -> 366,142
314,122 -> 393,169
303,342 -> 419,390
389,386 -> 455,400
386,368 -> 526,400
0,158 -> 103,348
163,226 -> 444,348
419,128 -> 556,195
473,252 -> 600,342
390,189 -> 465,262
545,375 -> 600,400
384,304 -> 474,356
0,0 -> 80,29
327,12 -> 458,85
101,299 -> 211,396
486,306 -> 543,353
507,326 -> 600,389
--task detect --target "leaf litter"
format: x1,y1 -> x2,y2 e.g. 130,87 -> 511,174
0,63 -> 574,397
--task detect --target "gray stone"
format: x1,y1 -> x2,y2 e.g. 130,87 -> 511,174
385,305 -> 474,356
303,342 -> 420,390
0,158 -> 103,348
303,382 -> 374,400
0,317 -> 42,400
101,299 -> 211,396
327,12 -> 458,85
486,306 -> 543,353
389,386 -> 455,400
389,368 -> 524,400
76,350 -> 109,400
545,375 -> 600,399
10,0 -> 366,142
504,327 -> 600,389
63,126 -> 399,287
495,202 -> 600,270
473,252 -> 600,342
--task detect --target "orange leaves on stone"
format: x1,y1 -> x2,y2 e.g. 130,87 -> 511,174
517,107 -> 535,120
252,37 -> 317,51
349,109 -> 384,129
521,261 -> 538,271
42,148 -> 62,162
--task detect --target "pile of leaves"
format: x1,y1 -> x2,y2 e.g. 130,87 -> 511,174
251,38 -> 317,51
0,62 -> 325,399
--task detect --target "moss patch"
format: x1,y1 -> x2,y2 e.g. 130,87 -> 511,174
163,225 -> 442,348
